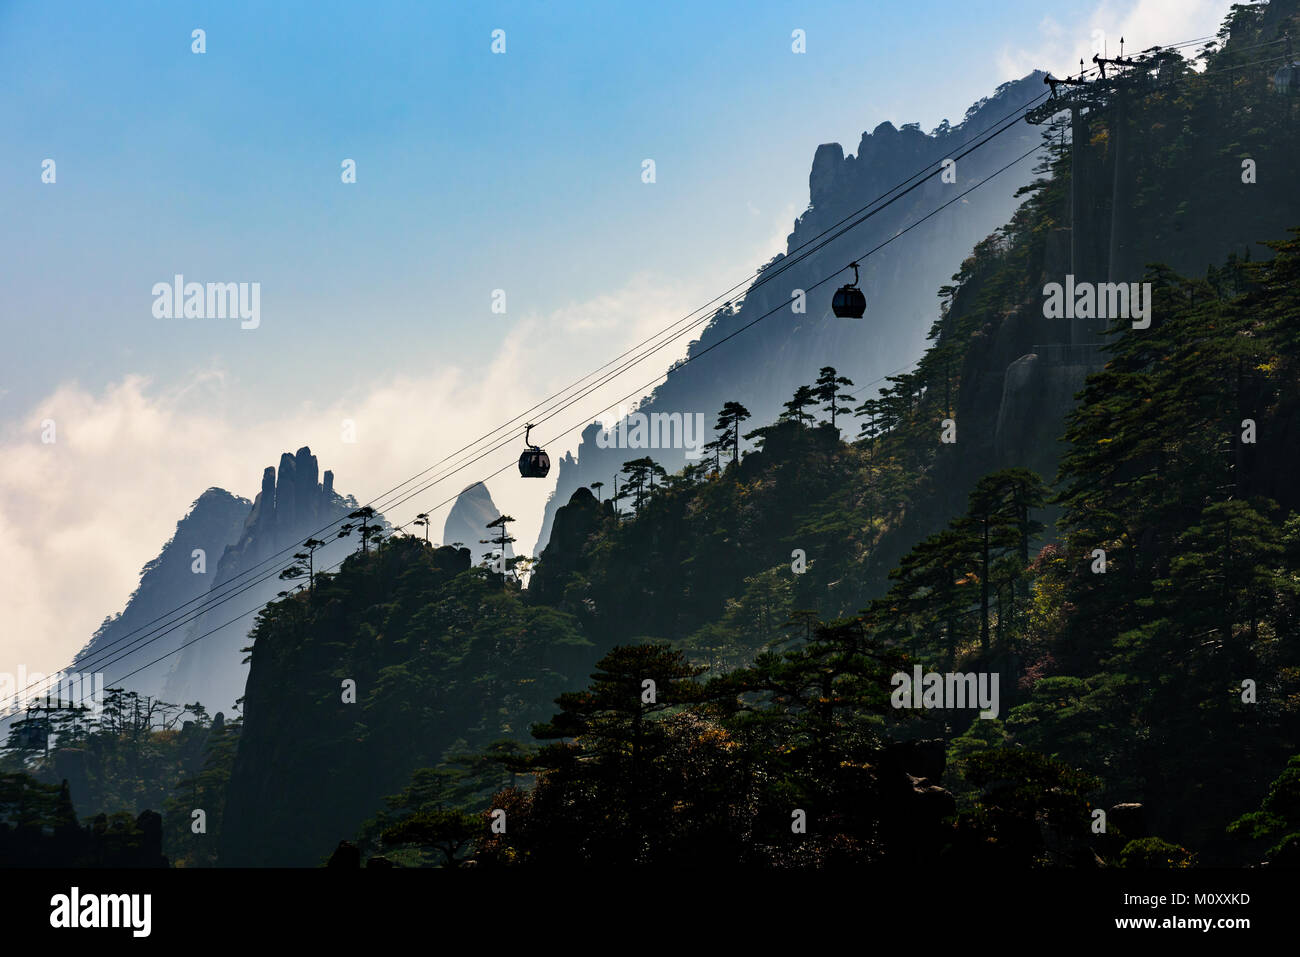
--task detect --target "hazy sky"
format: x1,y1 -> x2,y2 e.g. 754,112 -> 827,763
1,0 -> 1235,676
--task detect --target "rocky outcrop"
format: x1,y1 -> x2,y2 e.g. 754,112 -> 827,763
71,487 -> 251,704
535,73 -> 1049,553
443,482 -> 513,568
993,350 -> 1097,479
528,486 -> 614,608
146,447 -> 360,713
809,142 -> 847,207
218,542 -> 504,867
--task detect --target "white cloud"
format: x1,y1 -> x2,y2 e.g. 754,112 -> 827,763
0,273 -> 717,678
997,0 -> 1234,81
760,202 -> 800,266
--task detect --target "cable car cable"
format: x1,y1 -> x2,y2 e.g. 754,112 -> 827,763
17,34 -> 1271,709
46,42 -> 1280,699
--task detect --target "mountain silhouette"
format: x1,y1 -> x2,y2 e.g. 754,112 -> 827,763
534,72 -> 1048,552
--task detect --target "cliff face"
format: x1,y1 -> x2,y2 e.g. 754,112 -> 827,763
217,539 -> 591,867
72,448 -> 363,715
527,485 -> 614,608
443,482 -> 513,568
72,488 -> 251,701
217,544 -> 478,867
160,447 -> 358,713
535,74 -> 1048,552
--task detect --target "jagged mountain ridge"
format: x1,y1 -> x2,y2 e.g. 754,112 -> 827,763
72,488 -> 250,699
535,72 -> 1048,553
70,448 -> 366,715
160,447 -> 362,712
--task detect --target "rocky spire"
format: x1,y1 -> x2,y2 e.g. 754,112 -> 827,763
444,482 -> 513,566
293,447 -> 319,525
159,445 -> 359,712
274,452 -> 297,525
809,143 -> 845,207
252,466 -> 276,530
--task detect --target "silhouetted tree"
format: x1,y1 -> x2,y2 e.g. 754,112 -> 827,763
780,385 -> 817,426
713,401 -> 752,465
279,537 -> 325,596
481,515 -> 517,583
814,366 -> 855,428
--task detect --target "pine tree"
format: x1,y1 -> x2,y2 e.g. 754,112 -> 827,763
529,644 -> 707,863
781,385 -> 817,426
813,366 -> 855,429
713,401 -> 752,465
481,514 -> 517,583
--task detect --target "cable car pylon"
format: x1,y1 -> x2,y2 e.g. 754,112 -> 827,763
1093,36 -> 1140,80
1029,60 -> 1094,308
1093,38 -> 1140,283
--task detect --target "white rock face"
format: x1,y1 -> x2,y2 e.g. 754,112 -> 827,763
444,482 -> 514,568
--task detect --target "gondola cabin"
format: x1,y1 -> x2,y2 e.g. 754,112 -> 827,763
1275,60 -> 1300,95
518,424 -> 551,478
519,446 -> 550,478
831,261 -> 867,318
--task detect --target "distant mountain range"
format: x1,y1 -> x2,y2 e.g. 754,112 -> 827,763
72,448 -> 360,714
65,464 -> 520,716
534,72 -> 1048,552
65,72 -> 1051,716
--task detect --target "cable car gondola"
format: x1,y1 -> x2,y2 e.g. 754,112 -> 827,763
518,423 -> 551,478
1275,61 -> 1300,95
831,261 -> 867,318
1274,34 -> 1298,95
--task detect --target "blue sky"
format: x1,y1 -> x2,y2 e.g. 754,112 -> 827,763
0,0 -> 1235,672
5,0 -> 1223,416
